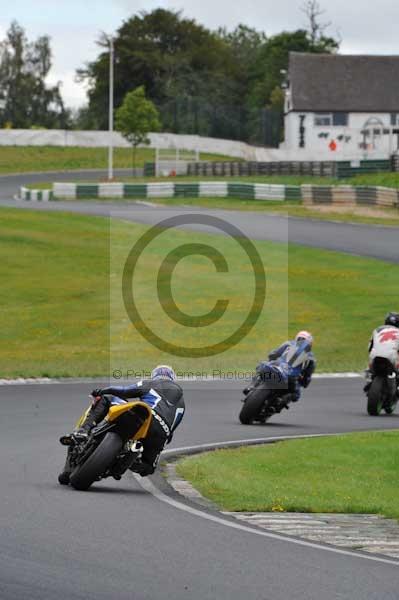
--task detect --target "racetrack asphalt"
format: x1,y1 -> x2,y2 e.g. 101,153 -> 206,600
0,170 -> 398,263
2,171 -> 399,598
1,379 -> 399,600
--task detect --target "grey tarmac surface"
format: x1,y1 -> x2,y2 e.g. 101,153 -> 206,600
1,379 -> 399,600
0,171 -> 398,263
2,171 -> 399,598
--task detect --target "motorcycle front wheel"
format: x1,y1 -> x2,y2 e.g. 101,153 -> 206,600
70,432 -> 123,491
239,388 -> 270,424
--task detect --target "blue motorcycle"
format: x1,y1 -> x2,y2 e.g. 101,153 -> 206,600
239,362 -> 293,424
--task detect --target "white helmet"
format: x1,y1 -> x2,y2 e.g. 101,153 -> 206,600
151,365 -> 176,381
295,330 -> 313,348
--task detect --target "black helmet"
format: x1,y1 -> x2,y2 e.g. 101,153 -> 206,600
384,312 -> 399,328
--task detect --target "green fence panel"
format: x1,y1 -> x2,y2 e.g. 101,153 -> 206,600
337,160 -> 391,178
123,184 -> 148,198
76,185 -> 99,199
285,186 -> 302,200
227,183 -> 255,199
144,162 -> 156,177
174,183 -> 200,198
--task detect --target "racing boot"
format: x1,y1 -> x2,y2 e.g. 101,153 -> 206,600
59,424 -> 90,446
111,442 -> 144,479
59,396 -> 109,446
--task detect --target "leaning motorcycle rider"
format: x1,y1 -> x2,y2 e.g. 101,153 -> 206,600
245,331 -> 316,403
364,312 -> 399,396
59,365 -> 185,485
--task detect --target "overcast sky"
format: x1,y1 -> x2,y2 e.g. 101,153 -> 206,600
1,0 -> 398,109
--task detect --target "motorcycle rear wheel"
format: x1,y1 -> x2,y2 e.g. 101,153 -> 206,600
367,377 -> 384,416
70,432 -> 123,491
239,388 -> 270,424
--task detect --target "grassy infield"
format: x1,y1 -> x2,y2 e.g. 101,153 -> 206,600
177,432 -> 399,519
2,207 -> 397,376
2,147 -> 399,517
0,145 -> 234,173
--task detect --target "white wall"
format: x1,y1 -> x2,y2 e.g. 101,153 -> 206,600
0,128 -> 330,162
0,126 -> 392,162
0,129 -> 262,160
283,111 -> 398,160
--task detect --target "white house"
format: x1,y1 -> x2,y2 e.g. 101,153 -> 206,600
282,52 -> 399,160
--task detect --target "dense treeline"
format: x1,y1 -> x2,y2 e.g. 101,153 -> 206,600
77,8 -> 338,145
0,5 -> 338,145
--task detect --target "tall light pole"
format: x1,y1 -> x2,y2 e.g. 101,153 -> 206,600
108,36 -> 114,181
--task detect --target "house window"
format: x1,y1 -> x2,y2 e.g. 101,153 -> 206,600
390,113 -> 399,126
314,112 -> 348,126
314,114 -> 332,126
332,112 -> 348,126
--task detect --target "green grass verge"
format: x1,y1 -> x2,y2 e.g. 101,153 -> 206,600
0,146 -> 234,174
176,432 -> 399,518
125,196 -> 399,227
0,208 -> 109,376
1,207 -> 397,377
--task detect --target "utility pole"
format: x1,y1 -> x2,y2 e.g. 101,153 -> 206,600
108,36 -> 114,181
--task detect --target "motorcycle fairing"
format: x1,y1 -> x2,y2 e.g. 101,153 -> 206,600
75,401 -> 152,440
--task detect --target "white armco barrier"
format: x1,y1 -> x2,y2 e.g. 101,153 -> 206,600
0,129 -> 254,159
0,129 -> 388,162
147,183 -> 175,198
255,184 -> 285,200
52,183 -> 76,199
99,183 -> 124,198
199,182 -> 228,197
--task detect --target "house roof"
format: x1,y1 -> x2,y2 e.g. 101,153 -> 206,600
288,52 -> 399,112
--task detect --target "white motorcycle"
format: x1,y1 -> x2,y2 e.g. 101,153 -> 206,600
365,327 -> 399,416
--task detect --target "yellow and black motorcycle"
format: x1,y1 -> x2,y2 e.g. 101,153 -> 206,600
60,401 -> 153,491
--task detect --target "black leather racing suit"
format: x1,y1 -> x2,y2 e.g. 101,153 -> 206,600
82,378 -> 185,475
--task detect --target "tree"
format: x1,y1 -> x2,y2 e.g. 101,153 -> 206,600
78,9 -> 236,130
77,8 -> 339,144
115,86 -> 161,173
248,29 -> 339,108
301,0 -> 338,49
0,21 -> 68,128
217,25 -> 266,129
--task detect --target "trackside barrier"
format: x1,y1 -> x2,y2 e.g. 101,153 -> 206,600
51,182 -> 299,201
186,161 -> 336,177
19,187 -> 53,201
302,185 -> 399,208
185,159 -> 393,178
20,183 -> 399,208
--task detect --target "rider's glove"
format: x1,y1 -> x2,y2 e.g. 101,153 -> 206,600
91,389 -> 103,398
